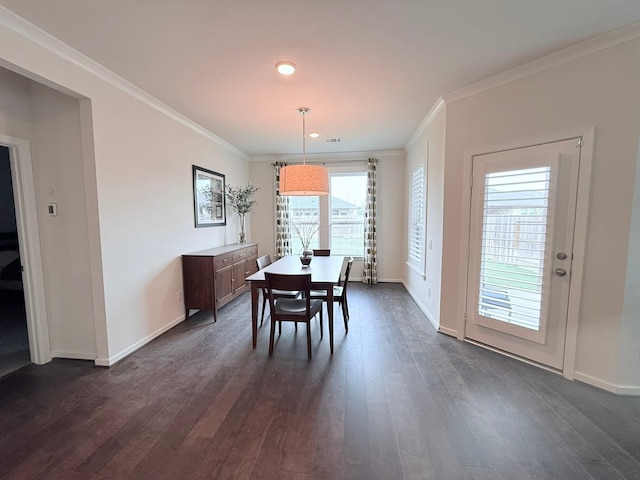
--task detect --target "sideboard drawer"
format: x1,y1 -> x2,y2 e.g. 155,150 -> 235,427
214,252 -> 233,269
233,249 -> 249,263
244,245 -> 258,257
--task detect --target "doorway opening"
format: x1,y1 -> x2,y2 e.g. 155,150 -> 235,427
0,145 -> 30,376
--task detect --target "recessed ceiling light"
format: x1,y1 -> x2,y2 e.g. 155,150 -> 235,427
309,132 -> 320,138
275,61 -> 296,75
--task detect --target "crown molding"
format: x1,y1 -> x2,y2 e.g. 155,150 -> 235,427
443,21 -> 640,104
404,97 -> 446,151
0,7 -> 248,160
249,149 -> 405,163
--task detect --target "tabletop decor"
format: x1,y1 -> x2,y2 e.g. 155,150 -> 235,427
292,216 -> 325,266
193,165 -> 226,228
225,183 -> 260,243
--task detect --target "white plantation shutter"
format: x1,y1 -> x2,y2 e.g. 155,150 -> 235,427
408,165 -> 425,271
478,166 -> 551,330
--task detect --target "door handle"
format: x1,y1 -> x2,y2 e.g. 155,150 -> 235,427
555,268 -> 567,277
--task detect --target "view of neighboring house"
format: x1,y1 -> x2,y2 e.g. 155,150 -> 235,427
289,196 -> 365,255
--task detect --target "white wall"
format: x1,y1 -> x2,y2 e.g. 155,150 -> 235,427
403,102 -> 446,328
91,88 -> 247,364
0,67 -> 98,358
248,153 -> 405,282
438,37 -> 640,390
620,139 -> 640,390
247,161 -> 275,257
0,67 -> 32,139
0,12 -> 249,364
29,81 -> 96,358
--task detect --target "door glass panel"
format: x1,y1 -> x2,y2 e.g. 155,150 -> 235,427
478,166 -> 551,331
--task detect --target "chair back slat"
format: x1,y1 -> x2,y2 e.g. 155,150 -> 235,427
265,272 -> 311,293
256,254 -> 272,270
265,273 -> 313,315
312,249 -> 331,256
341,257 -> 354,293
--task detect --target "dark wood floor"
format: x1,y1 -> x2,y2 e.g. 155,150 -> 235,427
0,283 -> 639,480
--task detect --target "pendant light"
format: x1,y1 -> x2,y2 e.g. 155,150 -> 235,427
279,107 -> 329,196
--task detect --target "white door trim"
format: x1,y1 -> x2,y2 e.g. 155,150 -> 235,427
2,134 -> 51,365
458,129 -> 594,379
561,128 -> 594,380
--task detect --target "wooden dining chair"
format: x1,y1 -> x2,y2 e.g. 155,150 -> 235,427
264,272 -> 323,360
312,249 -> 331,256
256,254 -> 299,326
309,257 -> 353,333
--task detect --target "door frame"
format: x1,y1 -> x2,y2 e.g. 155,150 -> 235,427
1,134 -> 51,365
457,129 -> 594,379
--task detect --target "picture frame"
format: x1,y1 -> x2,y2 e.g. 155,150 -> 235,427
193,165 -> 226,227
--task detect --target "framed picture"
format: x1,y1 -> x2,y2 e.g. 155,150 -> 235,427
192,165 -> 226,227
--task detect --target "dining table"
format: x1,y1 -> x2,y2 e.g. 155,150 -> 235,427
245,255 -> 345,354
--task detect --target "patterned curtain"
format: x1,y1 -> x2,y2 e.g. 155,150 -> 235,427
362,158 -> 378,284
273,162 -> 292,259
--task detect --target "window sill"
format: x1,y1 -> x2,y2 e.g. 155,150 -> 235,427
406,260 -> 426,280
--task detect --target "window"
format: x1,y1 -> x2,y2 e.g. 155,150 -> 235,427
329,173 -> 366,256
288,169 -> 367,257
408,165 -> 425,271
289,196 -> 320,253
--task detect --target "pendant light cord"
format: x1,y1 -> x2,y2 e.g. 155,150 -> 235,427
298,106 -> 310,165
302,111 -> 306,165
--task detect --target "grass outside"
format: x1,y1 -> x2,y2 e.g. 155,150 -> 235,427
482,260 -> 541,292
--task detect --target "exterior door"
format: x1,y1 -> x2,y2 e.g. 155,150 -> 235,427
465,138 -> 581,369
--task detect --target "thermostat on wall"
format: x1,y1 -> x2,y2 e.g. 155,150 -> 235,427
47,203 -> 58,216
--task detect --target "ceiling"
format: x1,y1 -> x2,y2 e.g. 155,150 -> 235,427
2,1 -> 640,156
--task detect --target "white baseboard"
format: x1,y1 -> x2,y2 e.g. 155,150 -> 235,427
94,313 -> 185,367
574,371 -> 640,396
50,351 -> 96,361
437,326 -> 458,337
348,276 -> 402,283
615,385 -> 640,396
400,280 -> 438,330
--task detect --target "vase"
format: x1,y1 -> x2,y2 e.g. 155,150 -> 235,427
300,249 -> 313,267
238,213 -> 246,244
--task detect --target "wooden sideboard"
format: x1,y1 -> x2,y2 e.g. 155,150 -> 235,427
182,243 -> 258,322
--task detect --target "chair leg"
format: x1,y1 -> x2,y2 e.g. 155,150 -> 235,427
306,322 -> 312,360
260,295 -> 267,326
278,320 -> 282,335
343,295 -> 349,320
341,299 -> 349,333
319,307 -> 323,339
269,317 -> 276,357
